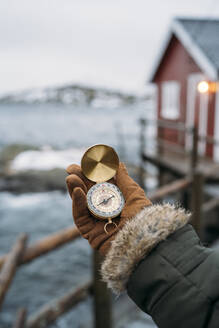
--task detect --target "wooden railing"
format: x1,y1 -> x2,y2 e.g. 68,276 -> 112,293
0,174 -> 202,328
1,119 -> 219,327
139,118 -> 219,238
0,226 -> 108,328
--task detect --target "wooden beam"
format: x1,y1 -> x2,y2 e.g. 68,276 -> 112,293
93,250 -> 112,328
203,163 -> 219,178
191,171 -> 204,236
149,178 -> 191,201
13,308 -> 27,328
0,227 -> 80,270
198,134 -> 219,146
156,119 -> 188,132
138,118 -> 146,189
141,152 -> 184,177
202,197 -> 219,213
26,282 -> 92,328
0,234 -> 27,308
156,138 -> 185,155
190,126 -> 198,174
143,118 -> 189,132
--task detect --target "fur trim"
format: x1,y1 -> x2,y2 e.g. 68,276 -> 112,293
101,203 -> 191,294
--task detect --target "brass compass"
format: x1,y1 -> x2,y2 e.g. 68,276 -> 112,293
81,144 -> 125,234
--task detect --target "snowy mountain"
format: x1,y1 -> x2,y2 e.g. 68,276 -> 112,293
0,84 -> 151,108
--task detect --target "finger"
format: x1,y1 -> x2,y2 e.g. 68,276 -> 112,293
66,174 -> 87,198
66,164 -> 95,190
66,163 -> 81,175
116,162 -> 144,200
73,187 -> 94,231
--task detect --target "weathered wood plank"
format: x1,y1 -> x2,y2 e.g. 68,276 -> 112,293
141,152 -> 185,177
202,197 -> 219,213
190,126 -> 198,174
0,234 -> 27,308
138,118 -> 146,189
0,227 -> 80,270
93,250 -> 112,328
156,138 -> 186,155
26,282 -> 92,328
148,178 -> 191,201
191,171 -> 204,236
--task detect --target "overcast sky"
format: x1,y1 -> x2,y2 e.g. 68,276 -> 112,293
1,0 -> 219,95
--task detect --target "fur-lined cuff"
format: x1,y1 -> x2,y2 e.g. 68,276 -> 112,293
101,203 -> 191,294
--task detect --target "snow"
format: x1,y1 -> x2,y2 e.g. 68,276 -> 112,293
0,191 -> 65,208
10,147 -> 85,171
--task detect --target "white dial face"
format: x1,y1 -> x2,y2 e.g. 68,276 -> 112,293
87,182 -> 125,219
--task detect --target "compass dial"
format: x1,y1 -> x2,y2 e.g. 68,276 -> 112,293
87,182 -> 125,219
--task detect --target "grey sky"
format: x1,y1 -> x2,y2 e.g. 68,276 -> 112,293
1,0 -> 219,95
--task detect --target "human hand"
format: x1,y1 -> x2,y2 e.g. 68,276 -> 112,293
66,162 -> 151,255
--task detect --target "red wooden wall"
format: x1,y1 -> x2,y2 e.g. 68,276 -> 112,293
152,34 -> 215,158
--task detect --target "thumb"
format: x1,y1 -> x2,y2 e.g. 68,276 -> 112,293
73,187 -> 94,231
116,162 -> 144,200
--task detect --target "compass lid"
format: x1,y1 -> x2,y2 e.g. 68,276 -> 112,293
81,144 -> 119,183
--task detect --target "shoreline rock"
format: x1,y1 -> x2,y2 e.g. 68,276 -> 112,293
0,144 -> 144,193
0,168 -> 67,193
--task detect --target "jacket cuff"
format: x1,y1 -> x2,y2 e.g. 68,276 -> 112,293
101,203 -> 191,294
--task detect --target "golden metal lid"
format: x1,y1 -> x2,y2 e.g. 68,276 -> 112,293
81,144 -> 119,183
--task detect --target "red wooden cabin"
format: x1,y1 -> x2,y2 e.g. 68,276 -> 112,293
150,18 -> 219,161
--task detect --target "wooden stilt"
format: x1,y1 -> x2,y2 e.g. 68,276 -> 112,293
139,118 -> 146,189
191,170 -> 204,237
93,250 -> 112,328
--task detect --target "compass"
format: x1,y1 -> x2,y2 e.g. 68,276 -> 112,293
81,144 -> 125,234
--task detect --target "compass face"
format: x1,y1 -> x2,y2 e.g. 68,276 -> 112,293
87,182 -> 125,219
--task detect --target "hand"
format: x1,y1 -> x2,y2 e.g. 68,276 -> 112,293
66,162 -> 152,255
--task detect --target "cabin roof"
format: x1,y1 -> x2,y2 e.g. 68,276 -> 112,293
150,17 -> 219,82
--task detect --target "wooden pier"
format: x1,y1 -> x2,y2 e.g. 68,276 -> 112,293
139,118 -> 219,239
139,118 -> 219,180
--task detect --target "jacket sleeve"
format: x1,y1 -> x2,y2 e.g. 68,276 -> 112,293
101,203 -> 219,328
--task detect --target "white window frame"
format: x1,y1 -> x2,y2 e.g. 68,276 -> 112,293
161,81 -> 180,119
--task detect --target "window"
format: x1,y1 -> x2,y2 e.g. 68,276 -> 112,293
161,81 -> 180,119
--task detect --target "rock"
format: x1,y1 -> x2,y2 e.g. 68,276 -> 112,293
0,144 -> 39,174
0,144 -> 148,193
0,168 -> 67,193
0,144 -> 69,192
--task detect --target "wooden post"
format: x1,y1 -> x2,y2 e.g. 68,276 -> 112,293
157,122 -> 166,186
191,170 -> 204,237
190,126 -> 199,174
138,118 -> 146,189
13,308 -> 27,328
0,234 -> 27,309
93,250 -> 112,328
181,189 -> 189,210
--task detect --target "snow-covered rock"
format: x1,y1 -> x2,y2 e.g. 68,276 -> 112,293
0,84 -> 151,109
10,147 -> 85,171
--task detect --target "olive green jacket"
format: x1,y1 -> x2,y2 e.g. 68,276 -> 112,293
101,203 -> 219,328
